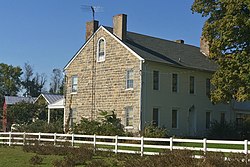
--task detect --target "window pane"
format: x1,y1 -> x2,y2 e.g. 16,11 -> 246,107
172,109 -> 178,128
125,107 -> 133,126
153,108 -> 159,126
98,39 -> 105,61
126,70 -> 133,89
72,76 -> 78,92
206,79 -> 211,96
220,113 -> 225,124
172,74 -> 178,92
190,76 -> 194,94
153,71 -> 159,90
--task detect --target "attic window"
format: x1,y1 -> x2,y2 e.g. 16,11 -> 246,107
97,38 -> 106,62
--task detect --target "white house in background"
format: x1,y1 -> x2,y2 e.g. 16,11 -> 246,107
63,14 -> 239,137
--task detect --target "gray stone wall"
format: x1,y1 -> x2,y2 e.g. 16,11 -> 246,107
64,27 -> 142,132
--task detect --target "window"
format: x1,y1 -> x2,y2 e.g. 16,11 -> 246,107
71,76 -> 78,93
220,113 -> 225,124
70,108 -> 77,128
153,71 -> 159,90
125,107 -> 133,127
153,108 -> 159,126
206,78 -> 211,97
172,109 -> 178,128
172,73 -> 178,92
126,70 -> 133,89
190,76 -> 195,94
206,112 -> 211,129
97,38 -> 105,62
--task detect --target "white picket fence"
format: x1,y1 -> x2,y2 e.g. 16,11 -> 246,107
0,132 -> 249,156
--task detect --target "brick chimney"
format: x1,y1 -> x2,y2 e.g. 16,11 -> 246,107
175,40 -> 184,44
200,36 -> 209,56
113,14 -> 127,41
85,20 -> 99,41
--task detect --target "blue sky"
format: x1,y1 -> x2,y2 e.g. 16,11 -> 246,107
0,0 -> 206,90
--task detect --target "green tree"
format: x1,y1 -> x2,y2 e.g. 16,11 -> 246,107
49,68 -> 63,95
22,63 -> 47,97
192,0 -> 250,103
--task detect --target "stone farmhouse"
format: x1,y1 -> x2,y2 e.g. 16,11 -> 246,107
64,14 -> 234,137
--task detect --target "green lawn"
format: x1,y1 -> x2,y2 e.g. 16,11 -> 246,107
0,146 -> 62,167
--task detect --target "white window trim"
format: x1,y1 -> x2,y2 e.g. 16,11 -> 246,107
96,37 -> 106,62
125,106 -> 133,128
153,70 -> 160,91
189,75 -> 196,95
172,73 -> 179,93
172,107 -> 179,129
125,69 -> 134,90
71,75 -> 78,94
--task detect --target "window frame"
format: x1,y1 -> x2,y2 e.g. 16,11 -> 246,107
97,37 -> 106,62
125,106 -> 133,127
172,73 -> 178,93
126,69 -> 134,90
152,108 -> 159,126
153,70 -> 159,90
206,78 -> 211,97
71,75 -> 78,93
189,76 -> 195,94
172,109 -> 178,129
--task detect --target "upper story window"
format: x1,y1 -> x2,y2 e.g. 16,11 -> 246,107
126,69 -> 133,89
153,71 -> 159,90
71,75 -> 78,93
206,78 -> 211,97
97,38 -> 105,62
189,76 -> 195,94
172,73 -> 178,92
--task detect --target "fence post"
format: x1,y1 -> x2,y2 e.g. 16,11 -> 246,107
244,140 -> 248,155
115,135 -> 118,154
71,133 -> 74,147
141,136 -> 144,156
170,137 -> 173,151
23,132 -> 26,145
203,138 -> 207,154
38,132 -> 41,145
54,133 -> 57,146
9,132 -> 11,146
93,134 -> 96,152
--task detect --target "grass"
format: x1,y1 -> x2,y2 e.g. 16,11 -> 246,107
0,145 -> 62,167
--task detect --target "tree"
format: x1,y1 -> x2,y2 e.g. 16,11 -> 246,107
192,0 -> 250,103
49,68 -> 63,94
0,63 -> 22,96
22,63 -> 47,97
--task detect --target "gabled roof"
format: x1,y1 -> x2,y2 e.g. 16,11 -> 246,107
35,93 -> 64,105
65,25 -> 217,72
4,96 -> 36,105
104,26 -> 217,72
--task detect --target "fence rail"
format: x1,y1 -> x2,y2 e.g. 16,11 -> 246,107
0,132 -> 249,156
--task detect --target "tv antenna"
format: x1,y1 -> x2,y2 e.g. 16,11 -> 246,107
80,5 -> 103,120
80,5 -> 103,21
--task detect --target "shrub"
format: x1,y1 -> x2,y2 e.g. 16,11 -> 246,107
29,154 -> 43,165
142,123 -> 168,138
206,121 -> 239,140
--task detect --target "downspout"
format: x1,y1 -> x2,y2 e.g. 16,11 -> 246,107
139,59 -> 145,131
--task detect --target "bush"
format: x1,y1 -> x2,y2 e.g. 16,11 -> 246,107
74,110 -> 125,136
206,121 -> 239,140
14,120 -> 63,133
142,123 -> 168,138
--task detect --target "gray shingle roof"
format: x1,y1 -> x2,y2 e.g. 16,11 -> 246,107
4,96 -> 36,105
104,26 -> 217,72
39,93 -> 64,104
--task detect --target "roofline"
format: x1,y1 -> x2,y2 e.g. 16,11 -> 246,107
34,93 -> 50,104
64,26 -> 144,70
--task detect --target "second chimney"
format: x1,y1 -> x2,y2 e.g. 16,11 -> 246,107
200,36 -> 210,56
113,14 -> 127,41
85,20 -> 99,41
